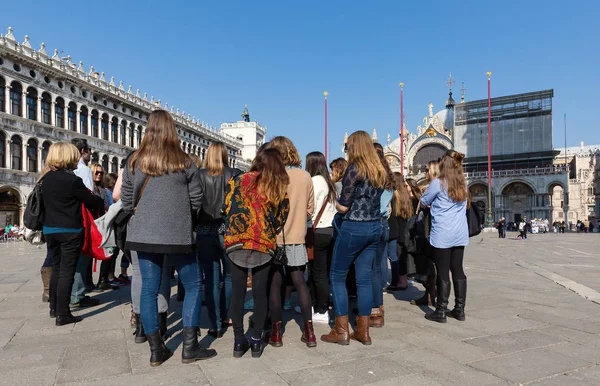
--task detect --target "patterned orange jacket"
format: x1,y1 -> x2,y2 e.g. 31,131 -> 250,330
223,172 -> 289,256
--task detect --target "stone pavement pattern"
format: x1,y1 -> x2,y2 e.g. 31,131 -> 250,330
1,232 -> 600,385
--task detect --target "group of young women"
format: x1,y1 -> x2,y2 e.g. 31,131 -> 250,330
39,109 -> 469,366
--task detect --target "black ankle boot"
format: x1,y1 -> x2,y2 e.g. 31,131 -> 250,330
181,327 -> 217,363
159,312 -> 169,341
55,314 -> 82,326
425,279 -> 450,323
146,331 -> 172,367
448,278 -> 467,321
133,313 -> 147,343
233,339 -> 250,358
250,338 -> 265,358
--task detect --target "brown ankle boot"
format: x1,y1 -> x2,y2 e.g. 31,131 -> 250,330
350,316 -> 372,345
41,267 -> 52,303
369,307 -> 384,328
321,315 -> 350,345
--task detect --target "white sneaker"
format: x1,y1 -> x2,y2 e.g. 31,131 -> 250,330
312,311 -> 330,324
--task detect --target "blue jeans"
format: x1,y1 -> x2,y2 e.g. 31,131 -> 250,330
381,239 -> 397,287
372,220 -> 389,308
197,234 -> 231,330
138,252 -> 201,335
43,246 -> 54,267
70,254 -> 91,304
330,220 -> 380,317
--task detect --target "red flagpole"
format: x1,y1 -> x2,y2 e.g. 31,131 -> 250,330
487,72 -> 492,226
400,82 -> 404,173
324,91 -> 328,162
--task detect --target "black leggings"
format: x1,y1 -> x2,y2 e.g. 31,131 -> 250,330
230,259 -> 270,341
270,264 -> 312,324
433,246 -> 466,283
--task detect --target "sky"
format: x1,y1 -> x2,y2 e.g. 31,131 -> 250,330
2,0 -> 599,161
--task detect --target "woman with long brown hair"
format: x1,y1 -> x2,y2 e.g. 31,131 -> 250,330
122,110 -> 216,366
197,141 -> 241,337
40,142 -> 104,326
321,130 -> 386,346
420,150 -> 469,323
410,160 -> 439,306
265,137 -> 316,348
224,148 -> 290,358
385,172 -> 414,292
329,157 -> 348,195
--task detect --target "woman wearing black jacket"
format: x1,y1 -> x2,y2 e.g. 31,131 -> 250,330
41,142 -> 104,326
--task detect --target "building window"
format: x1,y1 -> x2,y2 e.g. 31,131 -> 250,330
10,82 -> 22,116
26,88 -> 37,120
0,77 -> 5,113
101,118 -> 109,141
111,157 -> 118,174
91,112 -> 98,138
41,94 -> 51,124
120,121 -> 127,145
80,107 -> 88,135
27,139 -> 38,172
129,125 -> 134,147
41,141 -> 51,165
111,120 -> 118,143
0,132 -> 5,168
101,155 -> 109,171
55,98 -> 65,128
68,109 -> 76,131
10,135 -> 22,170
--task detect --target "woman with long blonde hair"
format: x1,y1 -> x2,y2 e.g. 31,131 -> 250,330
265,136 -> 316,349
420,150 -> 468,324
197,141 -> 241,337
329,157 -> 348,195
322,130 -> 385,346
40,142 -> 104,326
122,110 -> 216,366
223,148 -> 290,358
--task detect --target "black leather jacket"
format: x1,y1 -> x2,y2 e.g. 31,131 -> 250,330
197,166 -> 242,225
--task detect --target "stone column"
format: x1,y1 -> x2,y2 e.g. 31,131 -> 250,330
75,109 -> 81,133
4,137 -> 9,168
22,141 -> 27,171
21,92 -> 27,118
36,97 -> 42,122
37,146 -> 43,172
87,114 -> 92,137
4,86 -> 10,113
50,101 -> 56,126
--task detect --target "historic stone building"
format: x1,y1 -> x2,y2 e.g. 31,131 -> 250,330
220,105 -> 266,162
344,79 -> 569,225
0,27 -> 249,226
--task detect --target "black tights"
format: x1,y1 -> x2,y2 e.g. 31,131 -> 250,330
433,246 -> 466,283
270,265 -> 312,324
230,260 -> 270,341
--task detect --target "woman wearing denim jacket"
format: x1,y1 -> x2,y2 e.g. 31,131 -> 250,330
321,130 -> 386,346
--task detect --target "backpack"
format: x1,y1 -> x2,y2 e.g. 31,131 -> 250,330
24,181 -> 44,231
404,211 -> 426,254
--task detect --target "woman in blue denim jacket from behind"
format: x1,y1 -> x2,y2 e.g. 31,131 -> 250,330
321,131 -> 386,346
419,150 -> 469,324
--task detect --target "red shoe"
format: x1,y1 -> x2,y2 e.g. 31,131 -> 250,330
269,322 -> 283,347
301,321 -> 317,347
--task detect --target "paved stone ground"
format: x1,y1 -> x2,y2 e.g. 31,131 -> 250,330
1,232 -> 600,385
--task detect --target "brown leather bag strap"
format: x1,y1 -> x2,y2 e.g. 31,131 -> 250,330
312,197 -> 329,231
133,176 -> 151,214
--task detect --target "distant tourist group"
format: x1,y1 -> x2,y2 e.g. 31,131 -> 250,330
32,109 -> 473,366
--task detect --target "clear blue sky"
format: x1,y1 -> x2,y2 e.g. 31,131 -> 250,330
3,0 -> 599,161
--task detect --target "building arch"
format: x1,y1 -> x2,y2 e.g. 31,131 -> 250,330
25,86 -> 38,120
26,138 -> 38,172
136,125 -> 142,147
9,81 -> 23,116
496,178 -> 536,197
79,106 -> 89,135
0,186 -> 24,226
91,151 -> 99,164
101,154 -> 109,171
110,117 -> 119,143
128,122 -> 135,147
120,119 -> 127,145
10,135 -> 23,170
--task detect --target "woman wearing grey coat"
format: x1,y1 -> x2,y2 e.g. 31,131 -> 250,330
121,110 -> 216,366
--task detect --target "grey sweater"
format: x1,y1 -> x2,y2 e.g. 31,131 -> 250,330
121,164 -> 203,254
